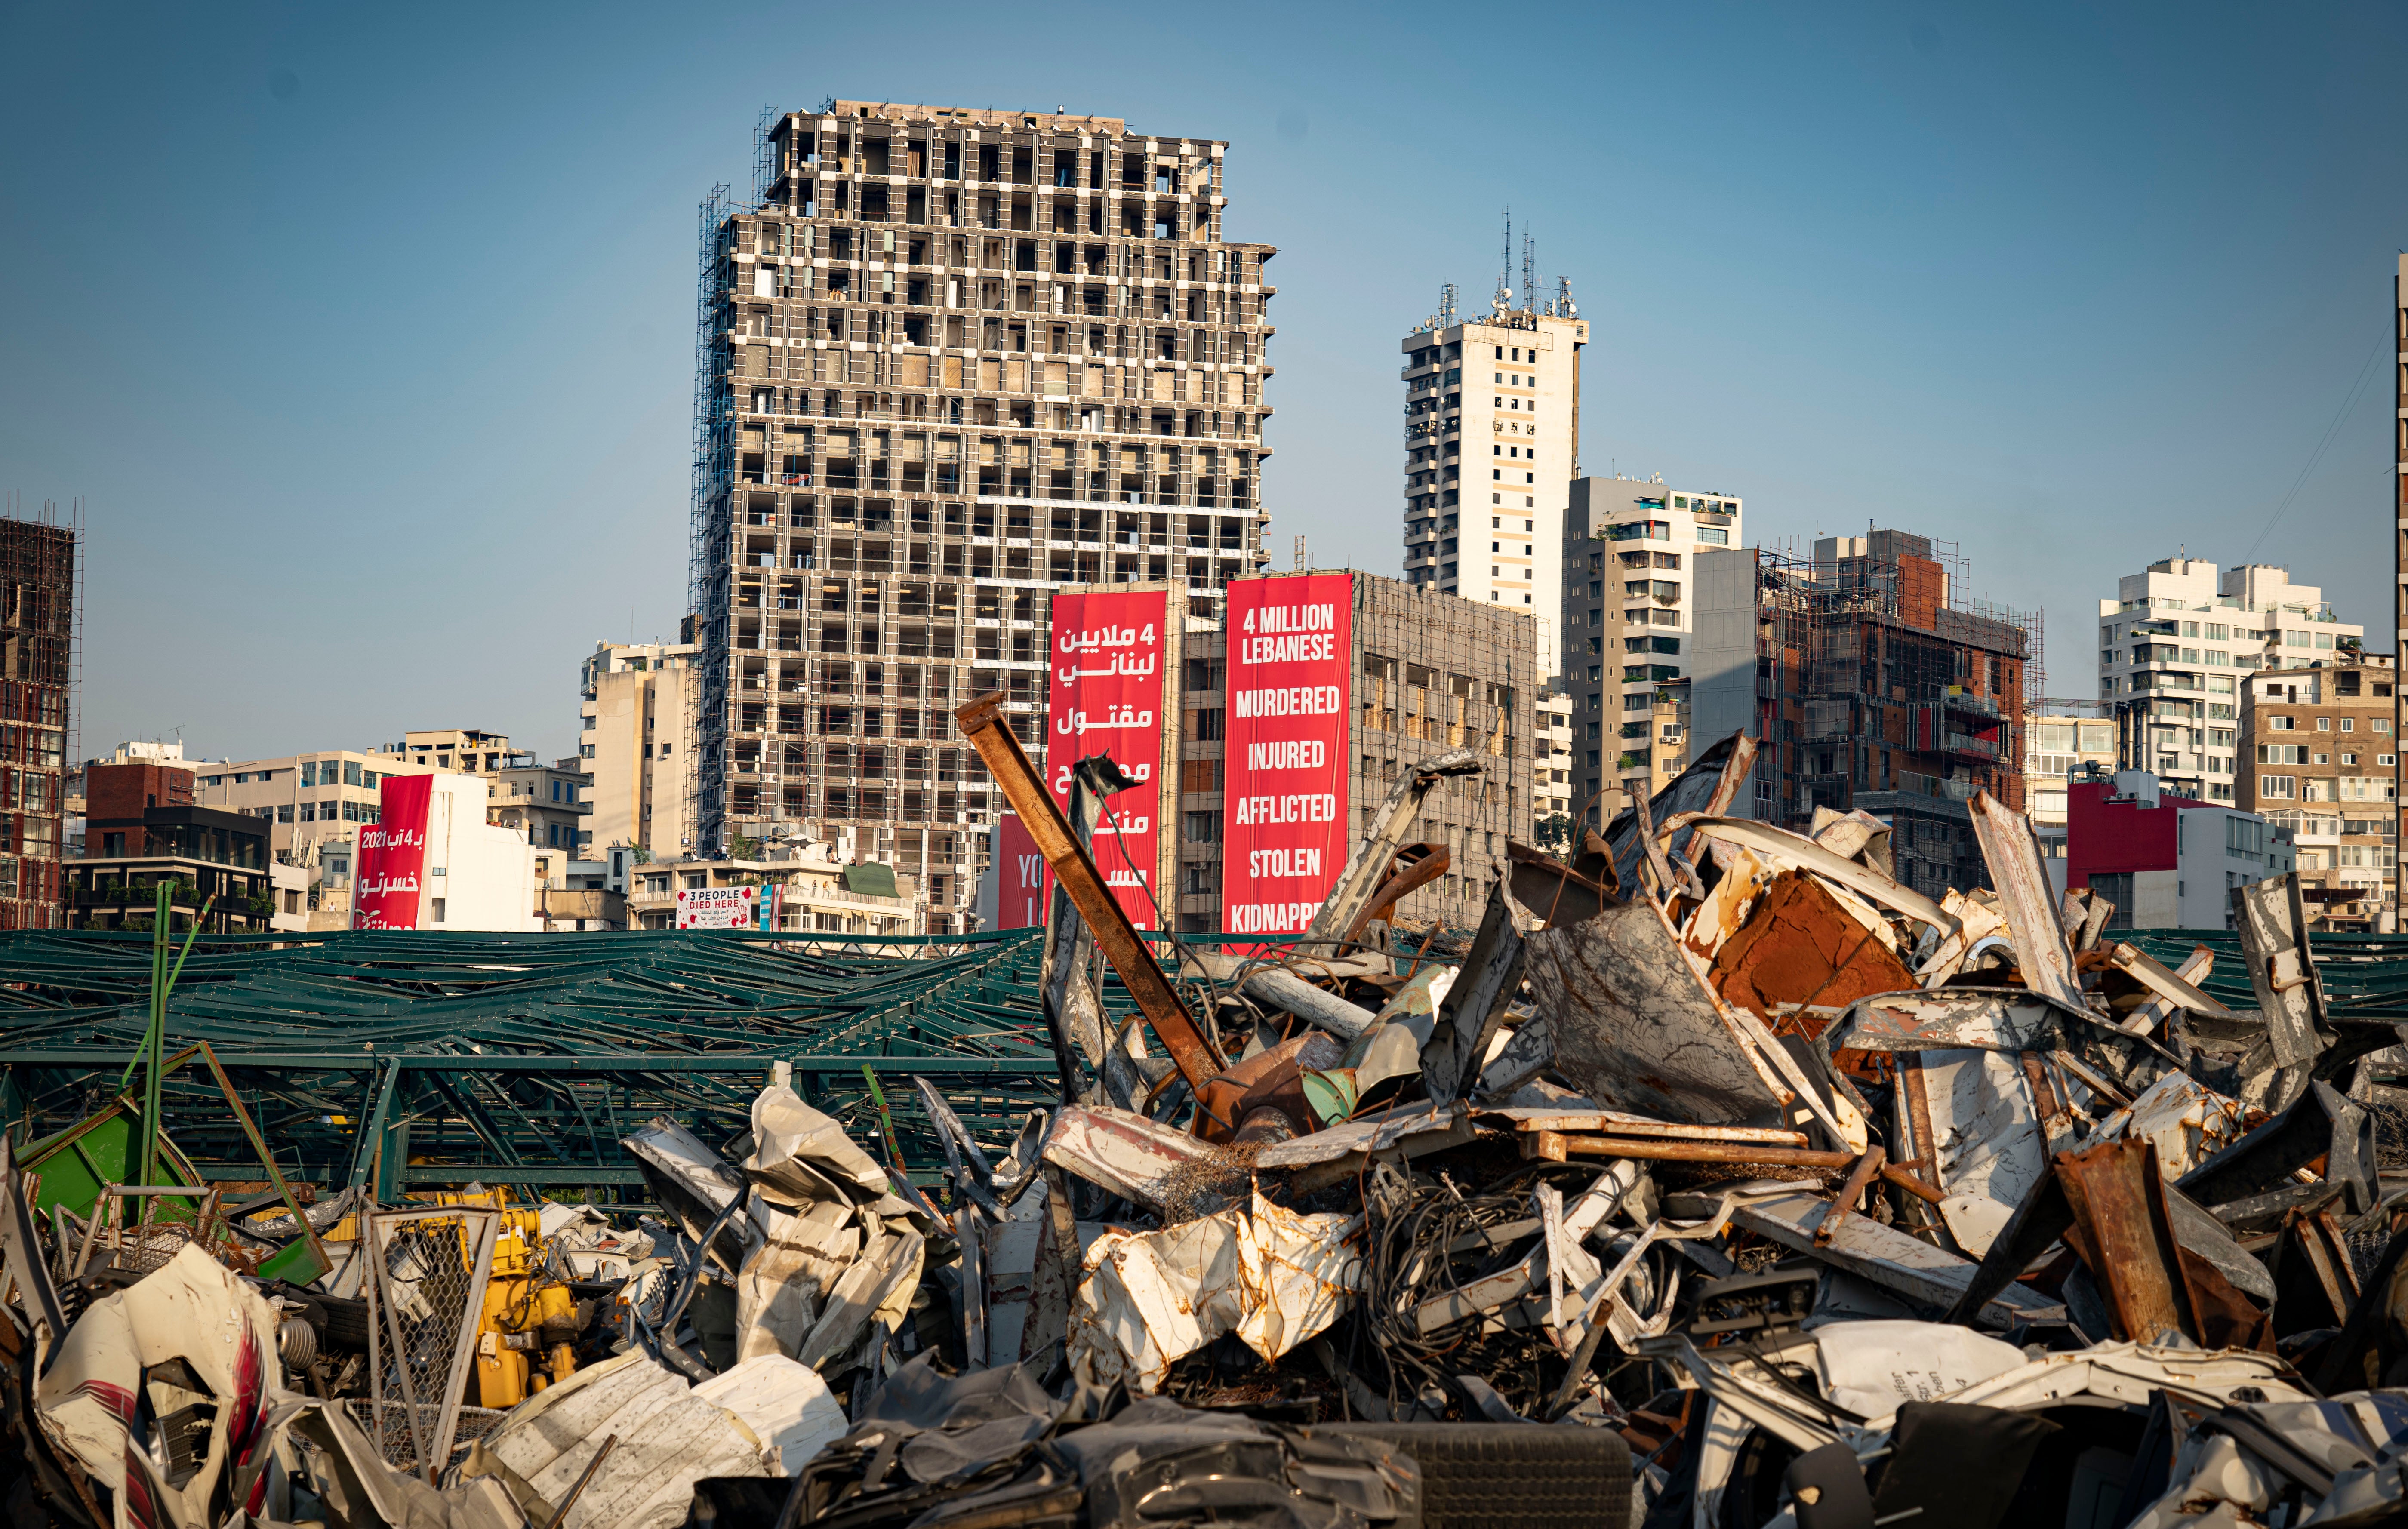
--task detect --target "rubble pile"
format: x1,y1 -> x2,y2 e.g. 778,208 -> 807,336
16,729 -> 2408,1526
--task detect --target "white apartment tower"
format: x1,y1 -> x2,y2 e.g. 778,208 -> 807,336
1560,477 -> 1744,828
2098,556 -> 2363,803
691,102 -> 1278,932
1399,266 -> 1586,680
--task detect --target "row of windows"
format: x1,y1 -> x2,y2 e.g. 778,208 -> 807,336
2263,714 -> 2389,733
2257,775 -> 2397,800
2257,744 -> 2394,766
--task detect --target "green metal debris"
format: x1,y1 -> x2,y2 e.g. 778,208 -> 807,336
0,926 -> 1065,1209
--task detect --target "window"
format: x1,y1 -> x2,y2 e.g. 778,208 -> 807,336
2260,775 -> 2296,798
2318,717 -> 2333,731
2268,715 -> 2294,731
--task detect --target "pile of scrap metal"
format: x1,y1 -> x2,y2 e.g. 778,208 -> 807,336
944,693 -> 2408,1527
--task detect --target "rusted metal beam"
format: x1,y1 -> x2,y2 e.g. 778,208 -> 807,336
1346,842 -> 1449,942
1817,1145 -> 1888,1247
953,692 -> 1222,1092
1521,1131 -> 1857,1169
1304,746 -> 1481,952
1880,1163 -> 1946,1206
2054,1136 -> 2195,1345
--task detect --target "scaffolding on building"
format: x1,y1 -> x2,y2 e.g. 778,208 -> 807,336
689,182 -> 734,857
0,493 -> 78,929
1745,534 -> 2042,895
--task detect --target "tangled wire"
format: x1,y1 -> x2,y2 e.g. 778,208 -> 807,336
1343,1159 -> 1612,1421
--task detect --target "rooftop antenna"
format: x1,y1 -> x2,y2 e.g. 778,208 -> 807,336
1438,281 -> 1457,326
1521,230 -> 1535,314
1555,275 -> 1577,319
1495,210 -> 1512,314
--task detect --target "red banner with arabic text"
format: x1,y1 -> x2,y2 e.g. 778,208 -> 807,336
352,774 -> 433,930
1221,574 -> 1353,944
1045,588 -> 1168,929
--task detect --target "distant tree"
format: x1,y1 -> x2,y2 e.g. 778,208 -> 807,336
1533,813 -> 1573,852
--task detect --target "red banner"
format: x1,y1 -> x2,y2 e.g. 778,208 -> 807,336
1221,574 -> 1353,941
1045,588 -> 1168,929
352,774 -> 433,930
992,812 -> 1049,931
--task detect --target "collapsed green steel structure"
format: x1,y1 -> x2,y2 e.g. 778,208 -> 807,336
0,927 -> 1070,1206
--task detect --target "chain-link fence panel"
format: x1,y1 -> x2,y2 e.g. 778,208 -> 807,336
364,1208 -> 497,1483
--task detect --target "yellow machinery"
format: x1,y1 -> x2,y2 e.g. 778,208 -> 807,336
436,1191 -> 582,1409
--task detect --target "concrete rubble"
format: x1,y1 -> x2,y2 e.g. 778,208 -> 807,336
19,729 -> 2408,1526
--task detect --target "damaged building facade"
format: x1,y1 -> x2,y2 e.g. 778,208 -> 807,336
689,101 -> 1278,931
1693,529 -> 2035,896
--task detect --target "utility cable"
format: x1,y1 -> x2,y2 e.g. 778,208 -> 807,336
2245,332 -> 2387,561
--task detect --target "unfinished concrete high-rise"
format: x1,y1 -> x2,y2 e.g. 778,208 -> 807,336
0,500 -> 74,930
689,103 -> 1278,932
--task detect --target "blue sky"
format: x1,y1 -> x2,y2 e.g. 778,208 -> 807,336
5,2 -> 2405,761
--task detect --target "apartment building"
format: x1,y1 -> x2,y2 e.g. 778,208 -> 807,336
195,749 -> 437,861
580,636 -> 699,860
1693,531 -> 2034,898
392,729 -> 514,775
690,101 -> 1278,935
1398,284 -> 1586,674
1534,693 -> 1574,841
2097,557 -> 2363,803
75,760 -> 303,934
627,852 -> 921,935
487,757 -> 593,853
1559,476 -> 1743,827
2023,707 -> 2118,858
2242,655 -> 2399,929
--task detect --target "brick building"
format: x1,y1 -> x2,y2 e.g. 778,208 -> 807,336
2242,655 -> 2399,929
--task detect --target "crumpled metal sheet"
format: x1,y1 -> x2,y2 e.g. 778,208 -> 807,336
2123,1391 -> 2408,1528
743,1083 -> 895,1209
1804,1318 -> 2028,1420
2092,1070 -> 2251,1180
483,1350 -> 844,1529
1043,1103 -> 1237,1216
1066,1188 -> 1362,1394
1968,789 -> 2086,1012
1920,1047 -> 2049,1257
34,1242 -> 284,1529
1523,887 -> 1827,1132
1827,987 -> 2082,1055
